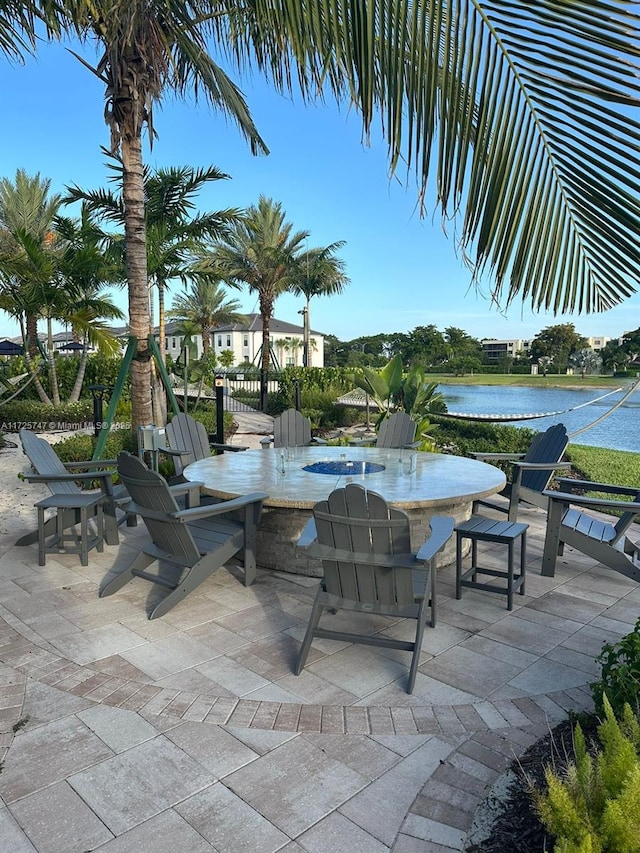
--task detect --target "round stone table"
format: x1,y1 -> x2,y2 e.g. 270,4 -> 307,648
184,446 -> 506,576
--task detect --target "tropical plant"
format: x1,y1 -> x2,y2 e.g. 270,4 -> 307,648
289,242 -> 349,366
211,196 -> 308,405
570,349 -> 603,379
13,1 -> 638,425
168,279 -> 244,356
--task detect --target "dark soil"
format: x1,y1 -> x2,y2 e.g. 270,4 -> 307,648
465,714 -> 600,853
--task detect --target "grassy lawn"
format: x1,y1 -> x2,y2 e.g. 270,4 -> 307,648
567,443 -> 640,491
431,373 -> 627,388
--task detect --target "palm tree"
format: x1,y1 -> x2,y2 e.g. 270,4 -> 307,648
53,2 -> 267,428
0,169 -> 62,357
211,196 -> 308,407
290,242 -> 349,367
67,164 -> 242,363
168,279 -> 244,355
14,2 -> 637,422
54,207 -> 125,400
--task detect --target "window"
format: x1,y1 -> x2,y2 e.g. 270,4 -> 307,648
164,339 -> 169,350
217,336 -> 222,347
226,334 -> 232,347
172,337 -> 176,348
244,355 -> 250,362
243,335 -> 249,347
286,357 -> 295,367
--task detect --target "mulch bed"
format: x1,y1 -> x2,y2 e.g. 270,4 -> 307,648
465,714 -> 600,852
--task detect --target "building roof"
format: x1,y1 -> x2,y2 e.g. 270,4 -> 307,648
166,314 -> 323,337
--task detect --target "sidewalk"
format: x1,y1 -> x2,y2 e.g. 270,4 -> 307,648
1,444 -> 637,851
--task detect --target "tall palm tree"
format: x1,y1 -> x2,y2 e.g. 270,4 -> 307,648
0,169 -> 62,356
211,196 -> 308,406
168,278 -> 244,356
290,242 -> 349,367
55,2 -> 267,428
54,207 -> 125,401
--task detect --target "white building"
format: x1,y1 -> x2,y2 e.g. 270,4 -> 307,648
481,338 -> 532,361
162,314 -> 325,368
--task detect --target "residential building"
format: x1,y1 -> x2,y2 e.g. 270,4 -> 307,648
162,314 -> 325,368
481,338 -> 532,361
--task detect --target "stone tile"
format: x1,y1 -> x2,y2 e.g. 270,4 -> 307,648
119,633 -> 221,681
274,669 -> 358,705
215,603 -> 302,641
508,658 -> 592,695
229,633 -> 322,681
460,634 -> 539,669
222,725 -> 298,755
305,733 -> 400,777
296,811 -> 389,852
195,654 -> 271,695
68,736 -> 213,835
560,623 -> 623,658
176,782 -> 288,852
0,716 -> 114,802
184,620 -> 250,655
360,674 -> 478,707
369,733 -> 433,756
225,735 -> 367,836
8,780 -> 113,853
544,645 -> 601,678
526,590 -> 606,624
77,704 -> 158,752
89,809 -> 215,852
243,682 -> 308,704
20,680 -> 94,728
418,645 -> 524,699
152,668 -> 235,698
306,645 -> 408,696
0,803 -> 37,852
480,613 -> 570,655
401,813 -> 466,848
166,721 -> 259,777
339,737 -> 457,846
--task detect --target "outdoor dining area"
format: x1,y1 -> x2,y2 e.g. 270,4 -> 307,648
2,411 -> 640,851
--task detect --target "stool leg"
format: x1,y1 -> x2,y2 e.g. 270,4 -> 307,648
80,504 -> 89,566
37,507 -> 46,566
507,539 -> 514,610
520,530 -> 527,596
56,507 -> 64,551
455,533 -> 462,599
471,537 -> 478,582
96,503 -> 104,553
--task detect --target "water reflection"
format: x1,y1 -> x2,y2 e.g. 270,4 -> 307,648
439,383 -> 640,452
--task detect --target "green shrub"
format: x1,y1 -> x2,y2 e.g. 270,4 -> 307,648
0,399 -> 93,429
591,618 -> 640,718
534,696 -> 640,853
54,429 -> 137,463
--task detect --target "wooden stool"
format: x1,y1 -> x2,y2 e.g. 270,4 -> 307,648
35,493 -> 104,567
455,515 -> 528,610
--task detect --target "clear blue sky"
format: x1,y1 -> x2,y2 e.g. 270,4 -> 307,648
2,35 -> 638,344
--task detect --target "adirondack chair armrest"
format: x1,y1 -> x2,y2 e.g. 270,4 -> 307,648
159,446 -> 184,458
470,452 -> 525,461
260,436 -> 273,448
511,460 -> 571,485
24,470 -> 114,485
303,541 -> 424,570
348,436 -> 376,447
415,517 -> 455,562
543,489 -> 640,514
171,491 -> 268,521
405,441 -> 421,449
168,481 -> 204,495
555,478 -> 640,498
312,437 -> 328,446
209,442 -> 250,452
63,459 -> 117,470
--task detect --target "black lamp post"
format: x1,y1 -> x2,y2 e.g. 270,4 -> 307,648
88,384 -> 107,437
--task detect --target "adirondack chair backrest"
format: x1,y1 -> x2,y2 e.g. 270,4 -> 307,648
117,452 -> 200,563
376,412 -> 417,449
165,413 -> 211,476
313,483 -> 415,607
520,423 -> 569,493
273,409 -> 313,448
20,429 -> 80,496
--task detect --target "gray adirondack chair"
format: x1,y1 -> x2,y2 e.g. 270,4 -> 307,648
472,423 -> 571,521
349,411 -> 418,449
260,408 -> 327,449
541,478 -> 640,580
16,429 -> 133,548
100,452 -> 267,619
164,412 -> 248,478
295,483 -> 454,693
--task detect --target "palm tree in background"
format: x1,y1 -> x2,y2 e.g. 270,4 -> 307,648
67,164 -> 242,364
211,196 -> 308,407
290,242 -> 349,367
168,279 -> 245,356
0,169 -> 62,357
3,2 -> 640,421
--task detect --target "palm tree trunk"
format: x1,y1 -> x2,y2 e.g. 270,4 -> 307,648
19,316 -> 51,405
305,296 -> 312,367
26,313 -> 39,358
46,316 -> 60,407
157,279 -> 166,365
68,345 -> 89,403
122,133 -> 153,430
259,295 -> 272,411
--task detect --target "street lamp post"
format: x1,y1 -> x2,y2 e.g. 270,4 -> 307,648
88,384 -> 107,437
298,307 -> 310,367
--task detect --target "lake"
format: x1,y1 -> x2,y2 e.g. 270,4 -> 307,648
439,383 -> 640,453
